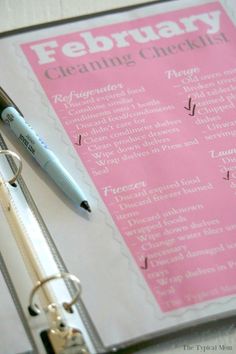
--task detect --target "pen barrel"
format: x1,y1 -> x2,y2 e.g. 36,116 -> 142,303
44,158 -> 86,205
1,107 -> 50,166
1,107 -> 86,207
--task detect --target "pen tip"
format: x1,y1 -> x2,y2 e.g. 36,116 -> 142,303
80,200 -> 91,213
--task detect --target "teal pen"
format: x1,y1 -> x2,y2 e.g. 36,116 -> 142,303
0,87 -> 91,212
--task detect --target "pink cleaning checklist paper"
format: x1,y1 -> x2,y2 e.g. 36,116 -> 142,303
22,2 -> 236,312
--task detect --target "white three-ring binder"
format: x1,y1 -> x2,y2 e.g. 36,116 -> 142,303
1,1 -> 236,353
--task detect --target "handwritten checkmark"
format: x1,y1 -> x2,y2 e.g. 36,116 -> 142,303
223,171 -> 230,180
184,97 -> 196,116
141,257 -> 148,270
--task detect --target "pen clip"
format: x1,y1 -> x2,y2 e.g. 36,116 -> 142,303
0,87 -> 24,116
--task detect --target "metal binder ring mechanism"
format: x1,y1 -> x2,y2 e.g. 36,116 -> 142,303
29,272 -> 82,316
0,150 -> 22,185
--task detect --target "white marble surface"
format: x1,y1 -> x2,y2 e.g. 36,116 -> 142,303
0,0 -> 155,33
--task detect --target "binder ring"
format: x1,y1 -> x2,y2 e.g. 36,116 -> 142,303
0,150 -> 22,184
29,272 -> 82,316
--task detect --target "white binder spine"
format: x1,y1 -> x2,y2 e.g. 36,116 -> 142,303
0,142 -> 104,354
